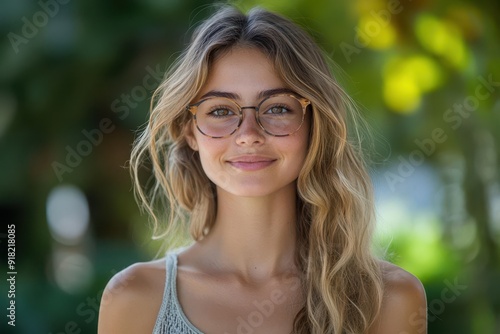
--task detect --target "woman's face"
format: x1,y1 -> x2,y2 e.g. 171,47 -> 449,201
186,47 -> 310,198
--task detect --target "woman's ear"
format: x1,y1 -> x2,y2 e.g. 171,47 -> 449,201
184,121 -> 199,151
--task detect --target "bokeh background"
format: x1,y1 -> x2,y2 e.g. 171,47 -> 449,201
1,0 -> 499,333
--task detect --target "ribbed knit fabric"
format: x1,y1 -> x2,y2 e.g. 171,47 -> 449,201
153,248 -> 204,334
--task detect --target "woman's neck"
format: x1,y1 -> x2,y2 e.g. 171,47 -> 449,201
196,183 -> 298,283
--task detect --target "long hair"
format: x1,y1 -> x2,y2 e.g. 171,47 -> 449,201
130,5 -> 383,333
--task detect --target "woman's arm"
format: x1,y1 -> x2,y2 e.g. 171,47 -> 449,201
368,264 -> 428,334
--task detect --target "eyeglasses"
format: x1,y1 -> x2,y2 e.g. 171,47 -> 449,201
186,93 -> 311,138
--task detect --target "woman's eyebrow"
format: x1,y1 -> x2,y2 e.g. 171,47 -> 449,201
199,90 -> 240,100
199,88 -> 298,101
257,88 -> 298,99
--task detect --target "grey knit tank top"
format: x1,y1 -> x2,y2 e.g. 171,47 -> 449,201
152,248 -> 204,334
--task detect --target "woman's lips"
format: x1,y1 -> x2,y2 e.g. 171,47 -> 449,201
227,156 -> 276,171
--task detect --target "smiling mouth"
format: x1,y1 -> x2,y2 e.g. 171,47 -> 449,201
227,158 -> 277,171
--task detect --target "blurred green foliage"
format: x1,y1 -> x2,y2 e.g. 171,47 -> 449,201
1,0 -> 499,333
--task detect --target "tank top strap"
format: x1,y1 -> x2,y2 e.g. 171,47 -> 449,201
152,246 -> 204,334
165,250 -> 178,290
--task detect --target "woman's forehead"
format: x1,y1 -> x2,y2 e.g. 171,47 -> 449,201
200,47 -> 285,101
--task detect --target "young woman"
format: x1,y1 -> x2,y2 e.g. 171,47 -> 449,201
98,6 -> 427,334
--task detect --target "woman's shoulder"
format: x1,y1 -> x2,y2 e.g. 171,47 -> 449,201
97,258 -> 167,334
379,260 -> 425,293
369,260 -> 427,334
103,258 -> 167,299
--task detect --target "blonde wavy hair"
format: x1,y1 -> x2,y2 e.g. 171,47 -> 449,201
130,5 -> 383,334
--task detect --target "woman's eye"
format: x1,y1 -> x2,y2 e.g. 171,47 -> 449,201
267,106 -> 289,114
210,108 -> 233,116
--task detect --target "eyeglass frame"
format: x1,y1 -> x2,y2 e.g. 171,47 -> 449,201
186,93 -> 311,139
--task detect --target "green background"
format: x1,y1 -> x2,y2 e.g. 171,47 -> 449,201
1,0 -> 499,333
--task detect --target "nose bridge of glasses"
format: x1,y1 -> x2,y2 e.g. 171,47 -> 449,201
240,106 -> 259,112
239,105 -> 260,120
239,106 -> 262,129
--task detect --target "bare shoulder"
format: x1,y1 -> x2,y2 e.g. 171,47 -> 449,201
368,261 -> 428,334
98,259 -> 166,334
380,261 -> 426,300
